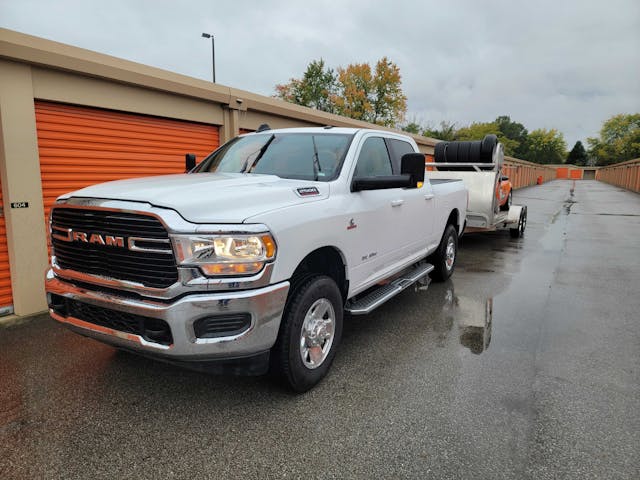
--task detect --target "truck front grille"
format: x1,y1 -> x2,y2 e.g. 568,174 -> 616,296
49,294 -> 173,346
51,207 -> 178,289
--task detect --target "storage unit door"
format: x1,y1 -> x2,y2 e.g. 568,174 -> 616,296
0,174 -> 13,316
36,101 -> 220,236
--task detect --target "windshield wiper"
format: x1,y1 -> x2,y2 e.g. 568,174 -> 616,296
311,135 -> 322,181
244,134 -> 276,173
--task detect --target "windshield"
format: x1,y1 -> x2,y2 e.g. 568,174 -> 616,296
194,132 -> 354,182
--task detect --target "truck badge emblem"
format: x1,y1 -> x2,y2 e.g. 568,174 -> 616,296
296,187 -> 320,197
52,227 -> 125,248
347,219 -> 357,230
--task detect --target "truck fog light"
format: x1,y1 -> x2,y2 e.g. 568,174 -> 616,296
200,262 -> 264,276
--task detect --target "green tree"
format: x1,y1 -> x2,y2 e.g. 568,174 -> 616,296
423,121 -> 457,141
495,115 -> 528,157
454,121 -> 520,155
567,140 -> 588,166
401,122 -> 422,134
587,114 -> 640,166
522,128 -> 567,164
274,59 -> 337,113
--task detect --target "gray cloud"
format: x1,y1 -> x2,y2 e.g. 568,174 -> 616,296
1,0 -> 638,147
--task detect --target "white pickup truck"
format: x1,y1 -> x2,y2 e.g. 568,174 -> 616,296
46,127 -> 467,391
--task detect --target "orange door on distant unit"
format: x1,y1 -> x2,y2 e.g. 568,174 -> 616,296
556,167 -> 569,179
569,169 -> 583,180
35,101 -> 220,247
0,174 -> 13,315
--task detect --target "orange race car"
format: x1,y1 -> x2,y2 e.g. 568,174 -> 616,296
497,174 -> 512,211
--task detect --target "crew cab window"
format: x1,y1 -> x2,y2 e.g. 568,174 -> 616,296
387,139 -> 416,173
354,137 -> 392,177
194,132 -> 354,182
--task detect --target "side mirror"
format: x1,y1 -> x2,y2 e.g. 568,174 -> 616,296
401,153 -> 426,188
185,153 -> 196,172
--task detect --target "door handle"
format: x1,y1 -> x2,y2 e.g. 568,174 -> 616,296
391,199 -> 404,207
424,194 -> 434,200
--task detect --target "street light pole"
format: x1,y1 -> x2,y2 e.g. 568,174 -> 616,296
201,32 -> 215,83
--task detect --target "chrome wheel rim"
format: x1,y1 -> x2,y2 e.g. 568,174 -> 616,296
300,298 -> 335,369
445,236 -> 456,271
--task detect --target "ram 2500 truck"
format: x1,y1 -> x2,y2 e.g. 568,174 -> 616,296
46,127 -> 467,391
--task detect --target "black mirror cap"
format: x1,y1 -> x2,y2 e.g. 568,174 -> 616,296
185,153 -> 196,172
352,175 -> 413,192
401,153 -> 426,187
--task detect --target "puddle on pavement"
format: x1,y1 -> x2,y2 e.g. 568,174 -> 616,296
410,281 -> 493,355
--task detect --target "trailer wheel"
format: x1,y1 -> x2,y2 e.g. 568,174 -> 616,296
429,224 -> 458,282
510,206 -> 527,238
272,275 -> 343,393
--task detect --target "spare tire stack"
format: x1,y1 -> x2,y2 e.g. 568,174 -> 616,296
434,135 -> 498,171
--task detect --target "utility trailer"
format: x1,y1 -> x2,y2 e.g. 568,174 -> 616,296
426,135 -> 527,238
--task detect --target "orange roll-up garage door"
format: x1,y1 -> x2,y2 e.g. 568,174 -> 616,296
0,174 -> 13,315
36,101 -> 220,237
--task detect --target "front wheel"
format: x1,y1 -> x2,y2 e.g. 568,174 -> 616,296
428,224 -> 458,282
272,276 -> 343,392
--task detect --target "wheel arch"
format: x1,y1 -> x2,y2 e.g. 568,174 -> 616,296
288,246 -> 348,302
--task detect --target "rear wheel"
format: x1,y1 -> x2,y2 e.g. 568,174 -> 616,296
272,276 -> 343,392
429,224 -> 458,282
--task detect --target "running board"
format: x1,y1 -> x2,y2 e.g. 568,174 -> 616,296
345,263 -> 434,315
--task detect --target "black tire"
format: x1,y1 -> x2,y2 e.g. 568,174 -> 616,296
500,190 -> 512,211
428,224 -> 458,282
272,276 -> 343,393
509,206 -> 527,238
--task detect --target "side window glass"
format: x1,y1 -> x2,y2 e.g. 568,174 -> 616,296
354,137 -> 392,177
388,139 -> 415,173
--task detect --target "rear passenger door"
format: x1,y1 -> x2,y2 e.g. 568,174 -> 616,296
386,138 -> 436,254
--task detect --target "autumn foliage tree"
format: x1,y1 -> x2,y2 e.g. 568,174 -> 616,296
275,57 -> 407,128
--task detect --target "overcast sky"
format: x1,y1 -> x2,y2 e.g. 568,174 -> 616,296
1,0 -> 639,147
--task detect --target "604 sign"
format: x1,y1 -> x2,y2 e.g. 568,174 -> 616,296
10,202 -> 29,209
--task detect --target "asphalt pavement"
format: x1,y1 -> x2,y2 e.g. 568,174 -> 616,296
1,180 -> 639,479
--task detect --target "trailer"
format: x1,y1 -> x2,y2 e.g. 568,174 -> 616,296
426,135 -> 527,238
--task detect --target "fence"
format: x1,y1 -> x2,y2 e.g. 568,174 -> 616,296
596,158 -> 640,193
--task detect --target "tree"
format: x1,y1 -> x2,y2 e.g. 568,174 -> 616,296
274,59 -> 337,113
401,122 -> 422,135
495,116 -> 528,157
454,121 -> 520,155
522,128 -> 567,164
587,114 -> 640,166
275,57 -> 407,127
423,121 -> 457,141
567,141 -> 588,166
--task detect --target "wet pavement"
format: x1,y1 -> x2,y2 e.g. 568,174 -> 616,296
1,180 -> 639,479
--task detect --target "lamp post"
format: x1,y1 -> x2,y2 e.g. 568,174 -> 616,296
201,32 -> 215,83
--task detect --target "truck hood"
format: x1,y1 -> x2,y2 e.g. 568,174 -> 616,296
62,173 -> 329,223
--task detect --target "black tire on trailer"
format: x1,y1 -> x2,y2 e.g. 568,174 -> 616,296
480,134 -> 498,163
428,224 -> 458,282
510,206 -> 527,238
272,275 -> 343,393
501,190 -> 512,211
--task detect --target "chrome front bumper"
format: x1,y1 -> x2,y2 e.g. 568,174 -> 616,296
45,269 -> 289,361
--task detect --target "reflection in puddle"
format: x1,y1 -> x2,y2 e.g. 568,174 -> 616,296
458,297 -> 492,354
417,282 -> 493,355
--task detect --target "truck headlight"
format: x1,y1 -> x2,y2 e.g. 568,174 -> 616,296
172,234 -> 276,276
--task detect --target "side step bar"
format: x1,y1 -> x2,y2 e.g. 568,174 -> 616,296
345,263 -> 434,315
